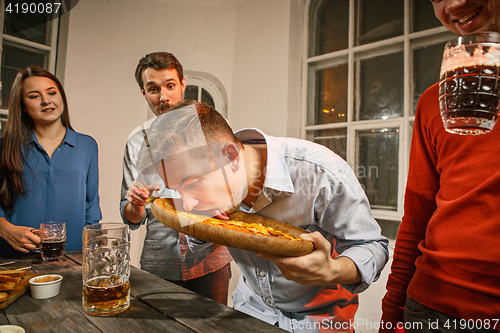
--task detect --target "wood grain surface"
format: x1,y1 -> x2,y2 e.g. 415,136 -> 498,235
1,253 -> 286,332
152,198 -> 314,256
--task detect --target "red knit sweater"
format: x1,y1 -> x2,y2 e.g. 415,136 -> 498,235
380,82 -> 500,332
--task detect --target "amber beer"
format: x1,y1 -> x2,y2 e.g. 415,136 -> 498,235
439,32 -> 500,135
82,223 -> 130,316
83,277 -> 130,316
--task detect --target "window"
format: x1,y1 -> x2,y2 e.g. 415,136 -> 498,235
0,0 -> 63,134
184,73 -> 228,118
304,0 -> 455,237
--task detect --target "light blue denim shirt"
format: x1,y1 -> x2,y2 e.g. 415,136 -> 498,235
190,128 -> 389,331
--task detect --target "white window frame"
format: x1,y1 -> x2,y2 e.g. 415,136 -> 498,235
301,0 -> 455,222
0,0 -> 60,116
184,71 -> 228,118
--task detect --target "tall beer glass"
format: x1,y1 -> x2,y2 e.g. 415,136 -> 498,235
82,223 -> 130,316
439,32 -> 500,135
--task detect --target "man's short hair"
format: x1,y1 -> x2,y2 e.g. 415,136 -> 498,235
135,52 -> 184,89
136,100 -> 241,175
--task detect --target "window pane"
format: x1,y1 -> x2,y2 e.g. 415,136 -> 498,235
3,8 -> 55,45
411,0 -> 441,32
201,88 -> 215,109
1,43 -> 46,109
356,128 -> 399,211
377,219 -> 400,239
306,128 -> 347,161
356,51 -> 404,121
309,0 -> 349,57
184,85 -> 198,101
309,63 -> 348,125
412,42 -> 446,115
355,0 -> 404,46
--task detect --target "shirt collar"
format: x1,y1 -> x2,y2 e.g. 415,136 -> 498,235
29,127 -> 76,147
235,128 -> 295,196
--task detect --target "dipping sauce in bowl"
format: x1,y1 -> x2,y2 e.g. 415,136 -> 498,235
31,275 -> 61,283
29,274 -> 63,299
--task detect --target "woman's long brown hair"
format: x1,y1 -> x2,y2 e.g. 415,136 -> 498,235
0,66 -> 73,211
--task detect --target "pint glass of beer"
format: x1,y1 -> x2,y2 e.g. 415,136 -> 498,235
439,32 -> 500,135
82,223 -> 130,316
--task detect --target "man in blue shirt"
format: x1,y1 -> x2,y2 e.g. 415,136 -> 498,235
137,100 -> 389,332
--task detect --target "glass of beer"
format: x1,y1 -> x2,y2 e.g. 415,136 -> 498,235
82,223 -> 130,316
38,221 -> 66,261
439,32 -> 500,135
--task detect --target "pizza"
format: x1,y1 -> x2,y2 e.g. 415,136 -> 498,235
151,198 -> 314,256
171,209 -> 303,241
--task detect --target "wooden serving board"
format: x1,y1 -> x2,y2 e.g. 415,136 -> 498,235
152,198 -> 314,257
0,272 -> 39,310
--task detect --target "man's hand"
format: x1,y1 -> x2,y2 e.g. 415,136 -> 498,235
0,218 -> 40,253
256,231 -> 361,286
126,180 -> 150,207
124,180 -> 159,223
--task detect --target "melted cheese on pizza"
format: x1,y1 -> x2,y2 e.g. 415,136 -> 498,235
171,209 -> 302,241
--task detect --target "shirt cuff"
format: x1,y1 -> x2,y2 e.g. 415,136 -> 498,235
119,200 -> 146,230
337,241 -> 388,294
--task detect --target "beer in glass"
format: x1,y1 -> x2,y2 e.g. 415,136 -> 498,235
39,221 -> 66,261
439,32 -> 500,135
82,223 -> 130,316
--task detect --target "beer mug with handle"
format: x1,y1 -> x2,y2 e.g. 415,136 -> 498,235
34,221 -> 66,261
82,223 -> 130,316
439,32 -> 500,135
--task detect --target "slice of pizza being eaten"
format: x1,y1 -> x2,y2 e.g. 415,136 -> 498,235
152,198 -> 314,256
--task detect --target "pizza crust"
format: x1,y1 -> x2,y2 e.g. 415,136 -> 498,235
152,198 -> 314,257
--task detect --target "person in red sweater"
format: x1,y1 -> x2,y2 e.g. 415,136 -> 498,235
380,1 -> 500,332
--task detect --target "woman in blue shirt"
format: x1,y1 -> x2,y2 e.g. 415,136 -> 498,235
0,66 -> 101,258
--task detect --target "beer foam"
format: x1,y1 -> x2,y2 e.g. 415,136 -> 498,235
440,44 -> 500,76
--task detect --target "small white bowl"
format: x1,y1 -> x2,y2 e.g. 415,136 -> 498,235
0,325 -> 25,333
29,274 -> 63,299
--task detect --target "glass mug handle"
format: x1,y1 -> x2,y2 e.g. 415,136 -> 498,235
30,228 -> 41,253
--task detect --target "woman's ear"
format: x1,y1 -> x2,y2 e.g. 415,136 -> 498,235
223,143 -> 241,171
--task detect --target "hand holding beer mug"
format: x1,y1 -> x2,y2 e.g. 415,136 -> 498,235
34,221 -> 66,261
439,32 -> 500,135
82,223 -> 130,316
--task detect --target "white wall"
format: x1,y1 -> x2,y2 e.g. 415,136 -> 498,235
230,0 -> 303,136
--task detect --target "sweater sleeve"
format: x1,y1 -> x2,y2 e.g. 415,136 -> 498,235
379,84 -> 441,332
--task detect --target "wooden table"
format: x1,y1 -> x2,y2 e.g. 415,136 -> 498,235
0,252 -> 285,332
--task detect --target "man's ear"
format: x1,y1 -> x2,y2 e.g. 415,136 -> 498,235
223,143 -> 241,171
141,88 -> 146,97
181,77 -> 186,94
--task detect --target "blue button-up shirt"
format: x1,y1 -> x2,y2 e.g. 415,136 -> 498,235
191,128 -> 389,331
0,129 -> 101,257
